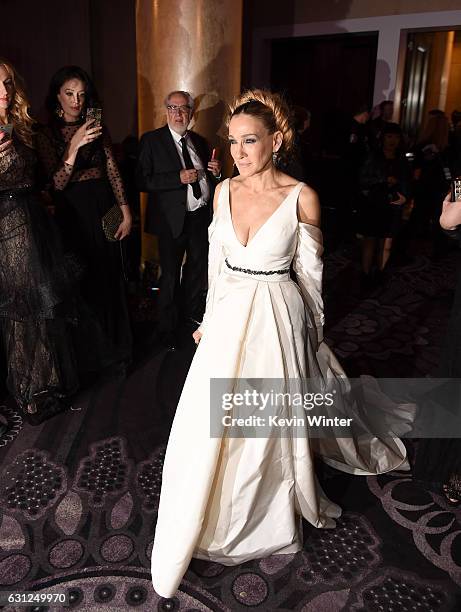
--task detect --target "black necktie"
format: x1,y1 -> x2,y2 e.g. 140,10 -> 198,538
180,136 -> 202,200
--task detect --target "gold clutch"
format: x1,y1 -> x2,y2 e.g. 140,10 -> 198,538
102,205 -> 123,241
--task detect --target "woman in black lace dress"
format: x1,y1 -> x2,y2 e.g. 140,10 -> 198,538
0,58 -> 78,424
36,66 -> 132,374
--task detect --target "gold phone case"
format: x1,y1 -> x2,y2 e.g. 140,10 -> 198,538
86,108 -> 102,126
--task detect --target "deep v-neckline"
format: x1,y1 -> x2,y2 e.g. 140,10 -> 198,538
228,180 -> 301,248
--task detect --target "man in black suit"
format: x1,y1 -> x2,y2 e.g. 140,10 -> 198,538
137,90 -> 221,348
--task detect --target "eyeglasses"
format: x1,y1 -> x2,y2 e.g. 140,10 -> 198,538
166,104 -> 191,114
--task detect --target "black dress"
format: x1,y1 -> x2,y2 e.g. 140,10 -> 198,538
36,122 -> 132,371
358,151 -> 410,238
0,137 -> 78,418
411,145 -> 449,236
413,227 -> 461,494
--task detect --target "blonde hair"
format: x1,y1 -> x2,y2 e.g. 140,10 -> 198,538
228,89 -> 295,163
0,58 -> 35,148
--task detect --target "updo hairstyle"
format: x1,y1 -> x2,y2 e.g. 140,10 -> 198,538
228,89 -> 295,165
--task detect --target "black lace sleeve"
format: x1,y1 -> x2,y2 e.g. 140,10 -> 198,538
103,127 -> 128,207
35,128 -> 73,190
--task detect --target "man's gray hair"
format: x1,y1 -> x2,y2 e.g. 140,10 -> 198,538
164,90 -> 194,111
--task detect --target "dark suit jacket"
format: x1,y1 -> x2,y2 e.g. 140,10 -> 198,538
136,124 -> 216,238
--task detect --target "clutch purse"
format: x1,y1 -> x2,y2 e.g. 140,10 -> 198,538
102,204 -> 123,241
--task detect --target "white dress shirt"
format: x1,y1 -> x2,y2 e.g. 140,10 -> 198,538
169,127 -> 210,212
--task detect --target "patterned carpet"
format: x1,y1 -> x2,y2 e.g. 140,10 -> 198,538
0,240 -> 461,611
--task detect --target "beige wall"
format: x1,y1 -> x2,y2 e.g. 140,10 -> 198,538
423,32 -> 454,117
247,0 -> 461,27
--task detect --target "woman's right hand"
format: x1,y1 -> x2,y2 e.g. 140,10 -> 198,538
192,329 -> 202,345
440,193 -> 461,229
69,119 -> 102,153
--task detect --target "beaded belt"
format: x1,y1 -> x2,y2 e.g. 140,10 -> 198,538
225,258 -> 290,276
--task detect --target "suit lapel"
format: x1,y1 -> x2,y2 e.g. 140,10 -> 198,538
160,125 -> 183,169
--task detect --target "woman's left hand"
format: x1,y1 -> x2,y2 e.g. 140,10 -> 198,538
114,208 -> 132,240
192,329 -> 202,345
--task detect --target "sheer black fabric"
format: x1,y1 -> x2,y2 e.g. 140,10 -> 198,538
55,179 -> 132,367
0,135 -> 35,189
36,122 -> 132,367
36,122 -> 127,205
0,139 -> 78,413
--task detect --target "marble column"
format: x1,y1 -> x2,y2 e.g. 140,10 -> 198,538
136,0 -> 243,264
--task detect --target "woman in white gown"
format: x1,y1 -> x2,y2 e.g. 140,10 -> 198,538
151,90 -> 409,598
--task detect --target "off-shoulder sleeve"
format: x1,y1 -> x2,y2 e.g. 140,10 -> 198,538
35,128 -> 73,190
292,222 -> 325,348
103,128 -> 128,207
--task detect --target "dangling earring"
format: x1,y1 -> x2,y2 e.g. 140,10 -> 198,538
272,151 -> 279,165
55,106 -> 64,119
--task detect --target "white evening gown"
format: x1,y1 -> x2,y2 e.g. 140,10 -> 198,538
151,179 -> 409,597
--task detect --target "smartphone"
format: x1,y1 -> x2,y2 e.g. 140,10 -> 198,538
0,124 -> 13,139
451,179 -> 461,202
86,107 -> 102,127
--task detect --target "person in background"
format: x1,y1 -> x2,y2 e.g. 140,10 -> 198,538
0,58 -> 78,425
36,66 -> 132,377
136,90 -> 221,350
370,100 -> 394,147
343,103 -> 371,233
281,105 -> 312,183
358,122 -> 410,286
412,110 -> 451,255
414,193 -> 461,505
348,103 -> 370,157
